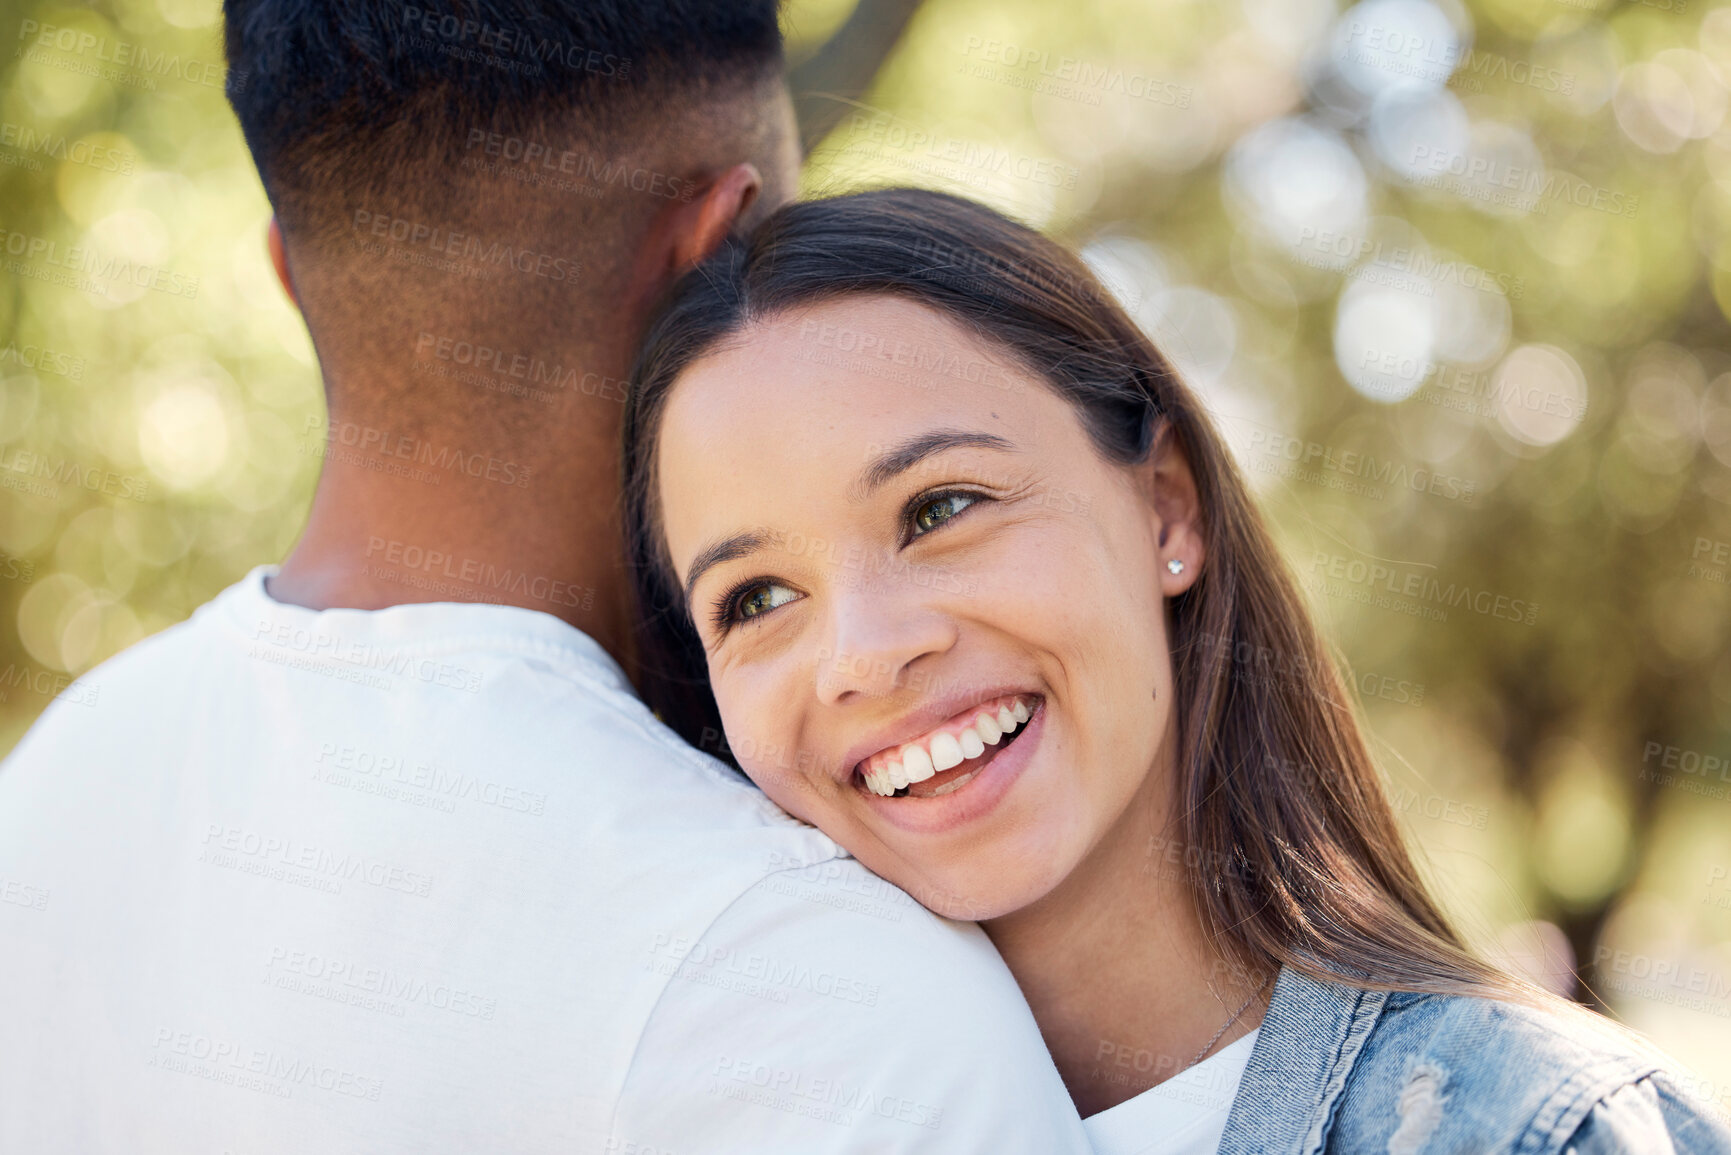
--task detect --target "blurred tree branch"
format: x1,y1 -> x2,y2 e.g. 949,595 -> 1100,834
788,0 -> 925,154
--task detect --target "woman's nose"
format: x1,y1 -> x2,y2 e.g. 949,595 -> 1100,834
811,587 -> 958,706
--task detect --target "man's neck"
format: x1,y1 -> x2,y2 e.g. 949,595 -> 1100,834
269,395 -> 638,678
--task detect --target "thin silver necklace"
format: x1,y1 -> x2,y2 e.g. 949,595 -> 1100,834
1184,976 -> 1270,1072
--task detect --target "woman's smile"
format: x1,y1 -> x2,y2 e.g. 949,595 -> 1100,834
852,691 -> 1034,798
854,696 -> 1048,837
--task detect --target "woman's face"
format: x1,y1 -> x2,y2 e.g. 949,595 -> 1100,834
655,295 -> 1204,921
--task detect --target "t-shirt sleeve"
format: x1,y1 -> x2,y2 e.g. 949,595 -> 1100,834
609,858 -> 1094,1154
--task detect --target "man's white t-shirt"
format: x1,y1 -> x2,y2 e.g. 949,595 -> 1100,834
1083,1030 -> 1258,1155
0,568 -> 1092,1153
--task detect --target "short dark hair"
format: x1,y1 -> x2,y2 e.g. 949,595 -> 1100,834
224,0 -> 783,243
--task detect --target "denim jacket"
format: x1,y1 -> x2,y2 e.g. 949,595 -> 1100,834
1218,966 -> 1731,1155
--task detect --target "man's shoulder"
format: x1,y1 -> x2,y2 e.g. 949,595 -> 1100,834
0,572 -> 812,848
1,608 -> 210,755
617,856 -> 1092,1153
6,569 -> 269,728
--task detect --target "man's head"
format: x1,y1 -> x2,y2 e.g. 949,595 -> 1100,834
225,1 -> 799,432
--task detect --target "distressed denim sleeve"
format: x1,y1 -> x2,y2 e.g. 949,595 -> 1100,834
1562,1076 -> 1731,1155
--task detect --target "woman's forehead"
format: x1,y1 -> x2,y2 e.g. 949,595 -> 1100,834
659,296 -> 1042,444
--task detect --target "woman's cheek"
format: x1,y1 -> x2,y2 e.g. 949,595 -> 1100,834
753,768 -> 819,825
715,656 -> 790,754
731,729 -> 828,823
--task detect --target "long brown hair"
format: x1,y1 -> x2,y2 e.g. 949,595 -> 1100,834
622,187 -> 1521,999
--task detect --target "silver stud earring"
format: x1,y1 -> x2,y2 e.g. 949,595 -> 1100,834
1167,559 -> 1185,575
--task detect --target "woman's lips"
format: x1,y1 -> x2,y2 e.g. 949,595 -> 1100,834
854,699 -> 1045,835
855,694 -> 1035,797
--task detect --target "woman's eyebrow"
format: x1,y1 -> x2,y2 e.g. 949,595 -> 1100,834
682,430 -> 1016,606
849,429 -> 1015,502
683,528 -> 776,606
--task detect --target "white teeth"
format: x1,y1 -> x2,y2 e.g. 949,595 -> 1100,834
863,698 -> 1035,798
930,770 -> 978,797
902,744 -> 935,782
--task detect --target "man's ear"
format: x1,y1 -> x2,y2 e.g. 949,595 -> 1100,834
1140,420 -> 1206,595
267,217 -> 298,309
671,162 -> 762,270
625,163 -> 763,316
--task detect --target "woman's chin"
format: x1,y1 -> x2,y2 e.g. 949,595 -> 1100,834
877,850 -> 1075,925
861,779 -> 1125,924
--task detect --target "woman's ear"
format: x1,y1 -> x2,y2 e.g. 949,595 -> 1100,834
1140,420 -> 1205,595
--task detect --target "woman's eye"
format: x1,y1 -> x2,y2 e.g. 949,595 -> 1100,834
735,581 -> 801,621
912,492 -> 979,535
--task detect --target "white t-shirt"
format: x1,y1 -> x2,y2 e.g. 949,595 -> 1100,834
0,567 -> 1092,1154
1083,1030 -> 1258,1155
